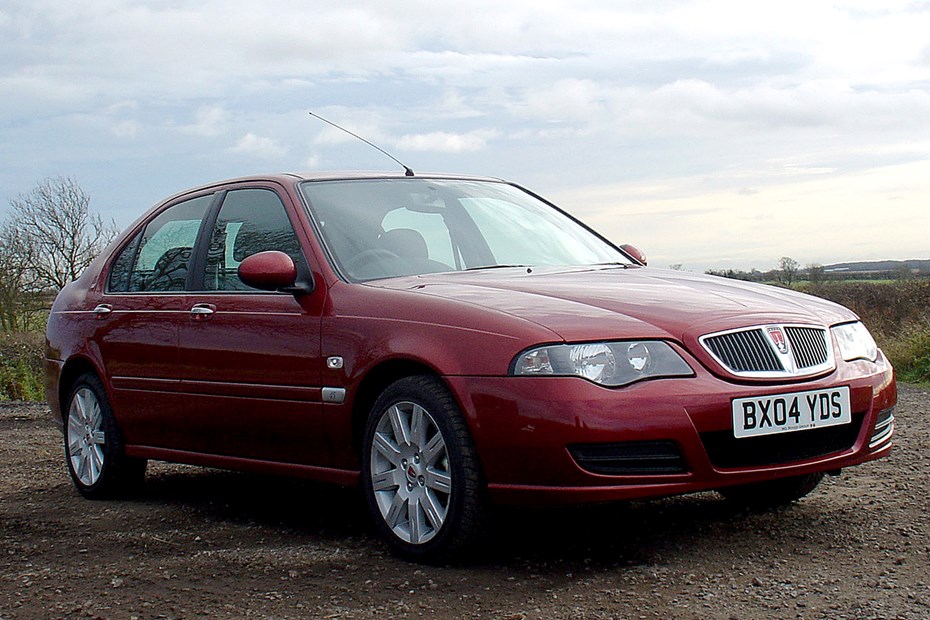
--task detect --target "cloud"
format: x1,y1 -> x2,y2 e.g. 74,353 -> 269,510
302,153 -> 321,169
508,79 -> 609,124
229,133 -> 286,158
396,130 -> 497,153
2,0 -> 930,271
180,106 -> 228,137
111,120 -> 138,139
312,117 -> 383,145
554,157 -> 930,271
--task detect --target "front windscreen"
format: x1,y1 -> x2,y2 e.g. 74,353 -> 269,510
299,178 -> 629,281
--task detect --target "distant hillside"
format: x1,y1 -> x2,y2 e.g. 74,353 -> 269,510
823,259 -> 930,274
706,258 -> 930,283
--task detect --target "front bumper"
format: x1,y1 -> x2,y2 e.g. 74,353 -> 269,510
447,354 -> 895,505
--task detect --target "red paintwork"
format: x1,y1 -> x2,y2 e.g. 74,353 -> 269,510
237,251 -> 297,290
620,243 -> 647,265
45,173 -> 896,504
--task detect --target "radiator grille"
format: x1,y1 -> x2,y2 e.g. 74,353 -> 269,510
700,324 -> 834,378
704,329 -> 781,373
785,326 -> 830,369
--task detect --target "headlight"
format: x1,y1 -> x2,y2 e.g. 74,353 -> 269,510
512,340 -> 693,386
831,321 -> 878,362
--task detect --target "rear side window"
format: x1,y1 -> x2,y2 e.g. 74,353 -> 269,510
108,194 -> 212,292
203,189 -> 304,291
107,231 -> 141,292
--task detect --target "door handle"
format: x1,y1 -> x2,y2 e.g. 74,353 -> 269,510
93,304 -> 112,319
189,303 -> 216,321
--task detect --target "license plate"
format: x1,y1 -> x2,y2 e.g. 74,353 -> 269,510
731,386 -> 851,439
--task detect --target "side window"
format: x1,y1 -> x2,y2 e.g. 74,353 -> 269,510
114,195 -> 212,292
107,231 -> 142,292
203,189 -> 304,291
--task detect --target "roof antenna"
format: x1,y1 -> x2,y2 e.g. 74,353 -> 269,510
309,111 -> 414,177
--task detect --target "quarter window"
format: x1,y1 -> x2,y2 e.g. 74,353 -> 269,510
107,231 -> 141,293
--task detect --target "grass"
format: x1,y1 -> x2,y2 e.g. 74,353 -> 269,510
802,279 -> 930,385
0,331 -> 45,401
880,321 -> 930,384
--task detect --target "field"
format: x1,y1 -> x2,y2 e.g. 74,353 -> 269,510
800,279 -> 930,384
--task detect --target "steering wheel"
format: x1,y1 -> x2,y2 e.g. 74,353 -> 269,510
344,248 -> 400,276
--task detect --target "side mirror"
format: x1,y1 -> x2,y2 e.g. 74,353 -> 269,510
620,244 -> 647,266
238,251 -> 298,291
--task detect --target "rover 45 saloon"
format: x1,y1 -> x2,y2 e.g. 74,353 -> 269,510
45,172 -> 896,560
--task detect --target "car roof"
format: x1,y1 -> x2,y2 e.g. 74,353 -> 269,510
162,171 -> 508,204
207,171 -> 503,186
289,171 -> 503,182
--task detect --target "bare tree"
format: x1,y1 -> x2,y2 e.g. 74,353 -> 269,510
777,256 -> 800,286
0,221 -> 43,331
10,176 -> 118,291
807,263 -> 825,285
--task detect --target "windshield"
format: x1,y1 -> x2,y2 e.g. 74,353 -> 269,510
299,178 -> 630,281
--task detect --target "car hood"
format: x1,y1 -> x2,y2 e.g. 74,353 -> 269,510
371,266 -> 857,343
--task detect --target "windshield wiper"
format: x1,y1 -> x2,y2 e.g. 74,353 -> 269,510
465,264 -> 530,271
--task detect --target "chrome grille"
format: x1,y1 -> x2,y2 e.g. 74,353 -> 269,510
700,324 -> 835,379
703,328 -> 781,373
785,326 -> 830,369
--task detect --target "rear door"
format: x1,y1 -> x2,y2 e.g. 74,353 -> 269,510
175,185 -> 328,465
95,193 -> 214,447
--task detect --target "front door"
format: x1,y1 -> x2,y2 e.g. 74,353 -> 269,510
176,186 -> 327,465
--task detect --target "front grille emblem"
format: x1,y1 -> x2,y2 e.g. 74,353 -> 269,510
765,326 -> 789,355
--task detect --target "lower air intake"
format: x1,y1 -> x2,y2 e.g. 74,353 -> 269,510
869,407 -> 895,448
568,440 -> 688,476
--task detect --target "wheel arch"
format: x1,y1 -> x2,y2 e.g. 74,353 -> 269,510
56,356 -> 105,423
350,358 -> 445,455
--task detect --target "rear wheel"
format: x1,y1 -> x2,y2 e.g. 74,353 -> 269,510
719,472 -> 824,508
64,374 -> 146,498
362,375 -> 487,562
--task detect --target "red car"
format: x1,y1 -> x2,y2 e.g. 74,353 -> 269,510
45,172 -> 895,560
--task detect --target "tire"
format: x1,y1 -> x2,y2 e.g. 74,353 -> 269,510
362,375 -> 487,562
719,472 -> 825,509
63,373 -> 147,499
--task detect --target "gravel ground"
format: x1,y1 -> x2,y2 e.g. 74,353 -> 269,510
1,384 -> 928,620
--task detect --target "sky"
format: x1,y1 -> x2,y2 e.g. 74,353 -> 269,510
2,0 -> 929,272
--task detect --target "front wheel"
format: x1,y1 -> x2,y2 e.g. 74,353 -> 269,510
64,373 -> 146,499
362,375 -> 487,562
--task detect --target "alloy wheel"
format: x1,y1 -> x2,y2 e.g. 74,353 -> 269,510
369,400 -> 452,545
66,387 -> 106,487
